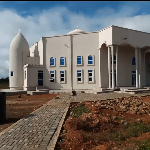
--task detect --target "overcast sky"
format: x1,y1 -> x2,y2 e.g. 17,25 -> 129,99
0,1 -> 150,78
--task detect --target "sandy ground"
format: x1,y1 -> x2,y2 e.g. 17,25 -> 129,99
56,96 -> 150,150
0,94 -> 58,132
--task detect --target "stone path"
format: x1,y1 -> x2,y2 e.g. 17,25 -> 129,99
0,94 -> 71,150
72,92 -> 150,102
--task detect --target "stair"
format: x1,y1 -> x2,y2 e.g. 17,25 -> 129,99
36,86 -> 49,92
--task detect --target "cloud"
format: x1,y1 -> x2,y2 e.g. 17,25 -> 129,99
1,4 -> 150,78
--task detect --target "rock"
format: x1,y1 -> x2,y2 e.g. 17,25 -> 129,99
71,91 -> 76,96
112,116 -> 116,120
63,130 -> 67,133
18,95 -> 21,98
55,96 -> 59,99
137,119 -> 142,123
120,120 -> 125,123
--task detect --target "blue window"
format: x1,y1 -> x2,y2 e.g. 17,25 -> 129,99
50,57 -> 55,66
50,71 -> 55,82
88,55 -> 93,64
60,57 -> 65,66
11,71 -> 13,76
77,56 -> 82,65
60,71 -> 65,82
132,57 -> 136,65
88,70 -> 93,82
77,70 -> 82,82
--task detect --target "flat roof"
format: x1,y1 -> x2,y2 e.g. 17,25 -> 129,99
30,25 -> 150,47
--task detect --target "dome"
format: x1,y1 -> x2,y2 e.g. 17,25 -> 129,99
67,28 -> 86,35
10,32 -> 29,53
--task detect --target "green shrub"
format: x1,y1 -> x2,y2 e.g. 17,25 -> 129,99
110,130 -> 126,141
137,140 -> 150,150
71,106 -> 90,118
126,122 -> 150,137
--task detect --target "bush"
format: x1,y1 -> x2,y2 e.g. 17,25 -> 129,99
71,106 -> 90,118
137,140 -> 150,150
126,122 -> 150,137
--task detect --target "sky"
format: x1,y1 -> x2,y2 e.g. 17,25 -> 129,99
1,1 -> 150,78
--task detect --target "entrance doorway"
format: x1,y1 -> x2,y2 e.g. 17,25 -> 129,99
132,70 -> 136,86
38,70 -> 43,86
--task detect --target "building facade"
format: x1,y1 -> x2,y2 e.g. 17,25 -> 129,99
9,25 -> 150,91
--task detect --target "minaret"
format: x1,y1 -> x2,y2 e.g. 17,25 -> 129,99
9,30 -> 29,90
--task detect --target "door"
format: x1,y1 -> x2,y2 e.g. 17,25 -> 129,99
132,71 -> 136,86
38,70 -> 43,86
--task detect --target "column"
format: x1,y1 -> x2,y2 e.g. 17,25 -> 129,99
144,53 -> 146,86
139,49 -> 141,88
135,48 -> 139,88
111,45 -> 115,89
99,48 -> 101,88
108,47 -> 111,88
116,45 -> 118,88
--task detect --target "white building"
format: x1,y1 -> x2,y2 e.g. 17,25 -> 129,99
9,25 -> 150,91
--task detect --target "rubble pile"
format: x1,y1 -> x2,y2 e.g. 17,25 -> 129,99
94,96 -> 150,114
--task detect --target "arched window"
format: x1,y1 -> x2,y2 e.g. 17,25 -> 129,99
88,55 -> 93,64
60,57 -> 65,66
50,57 -> 55,66
132,57 -> 136,65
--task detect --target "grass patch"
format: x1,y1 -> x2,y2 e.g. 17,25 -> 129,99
137,140 -> 150,150
126,122 -> 150,137
110,130 -> 127,141
71,105 -> 90,118
110,122 -> 150,142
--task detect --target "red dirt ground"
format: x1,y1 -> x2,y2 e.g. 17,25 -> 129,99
55,96 -> 150,150
0,94 -> 58,133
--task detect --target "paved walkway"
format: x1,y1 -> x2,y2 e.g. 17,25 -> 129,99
72,92 -> 150,102
0,94 -> 71,150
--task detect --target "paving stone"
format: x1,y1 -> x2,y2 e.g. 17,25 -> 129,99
0,93 -> 71,150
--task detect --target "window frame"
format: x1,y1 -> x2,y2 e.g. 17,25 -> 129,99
60,57 -> 66,66
24,71 -> 26,79
77,56 -> 83,66
11,71 -> 14,77
88,69 -> 95,83
60,70 -> 66,84
77,69 -> 83,83
49,70 -> 55,83
87,55 -> 95,66
50,57 -> 55,67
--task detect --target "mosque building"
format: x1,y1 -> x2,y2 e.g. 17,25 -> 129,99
9,25 -> 150,91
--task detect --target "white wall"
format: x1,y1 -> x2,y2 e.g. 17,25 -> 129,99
44,35 -> 70,90
72,32 -> 99,90
112,26 -> 150,48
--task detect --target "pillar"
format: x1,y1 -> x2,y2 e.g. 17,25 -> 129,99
139,49 -> 141,88
116,46 -> 118,88
111,45 -> 115,89
108,47 -> 111,88
135,48 -> 139,88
